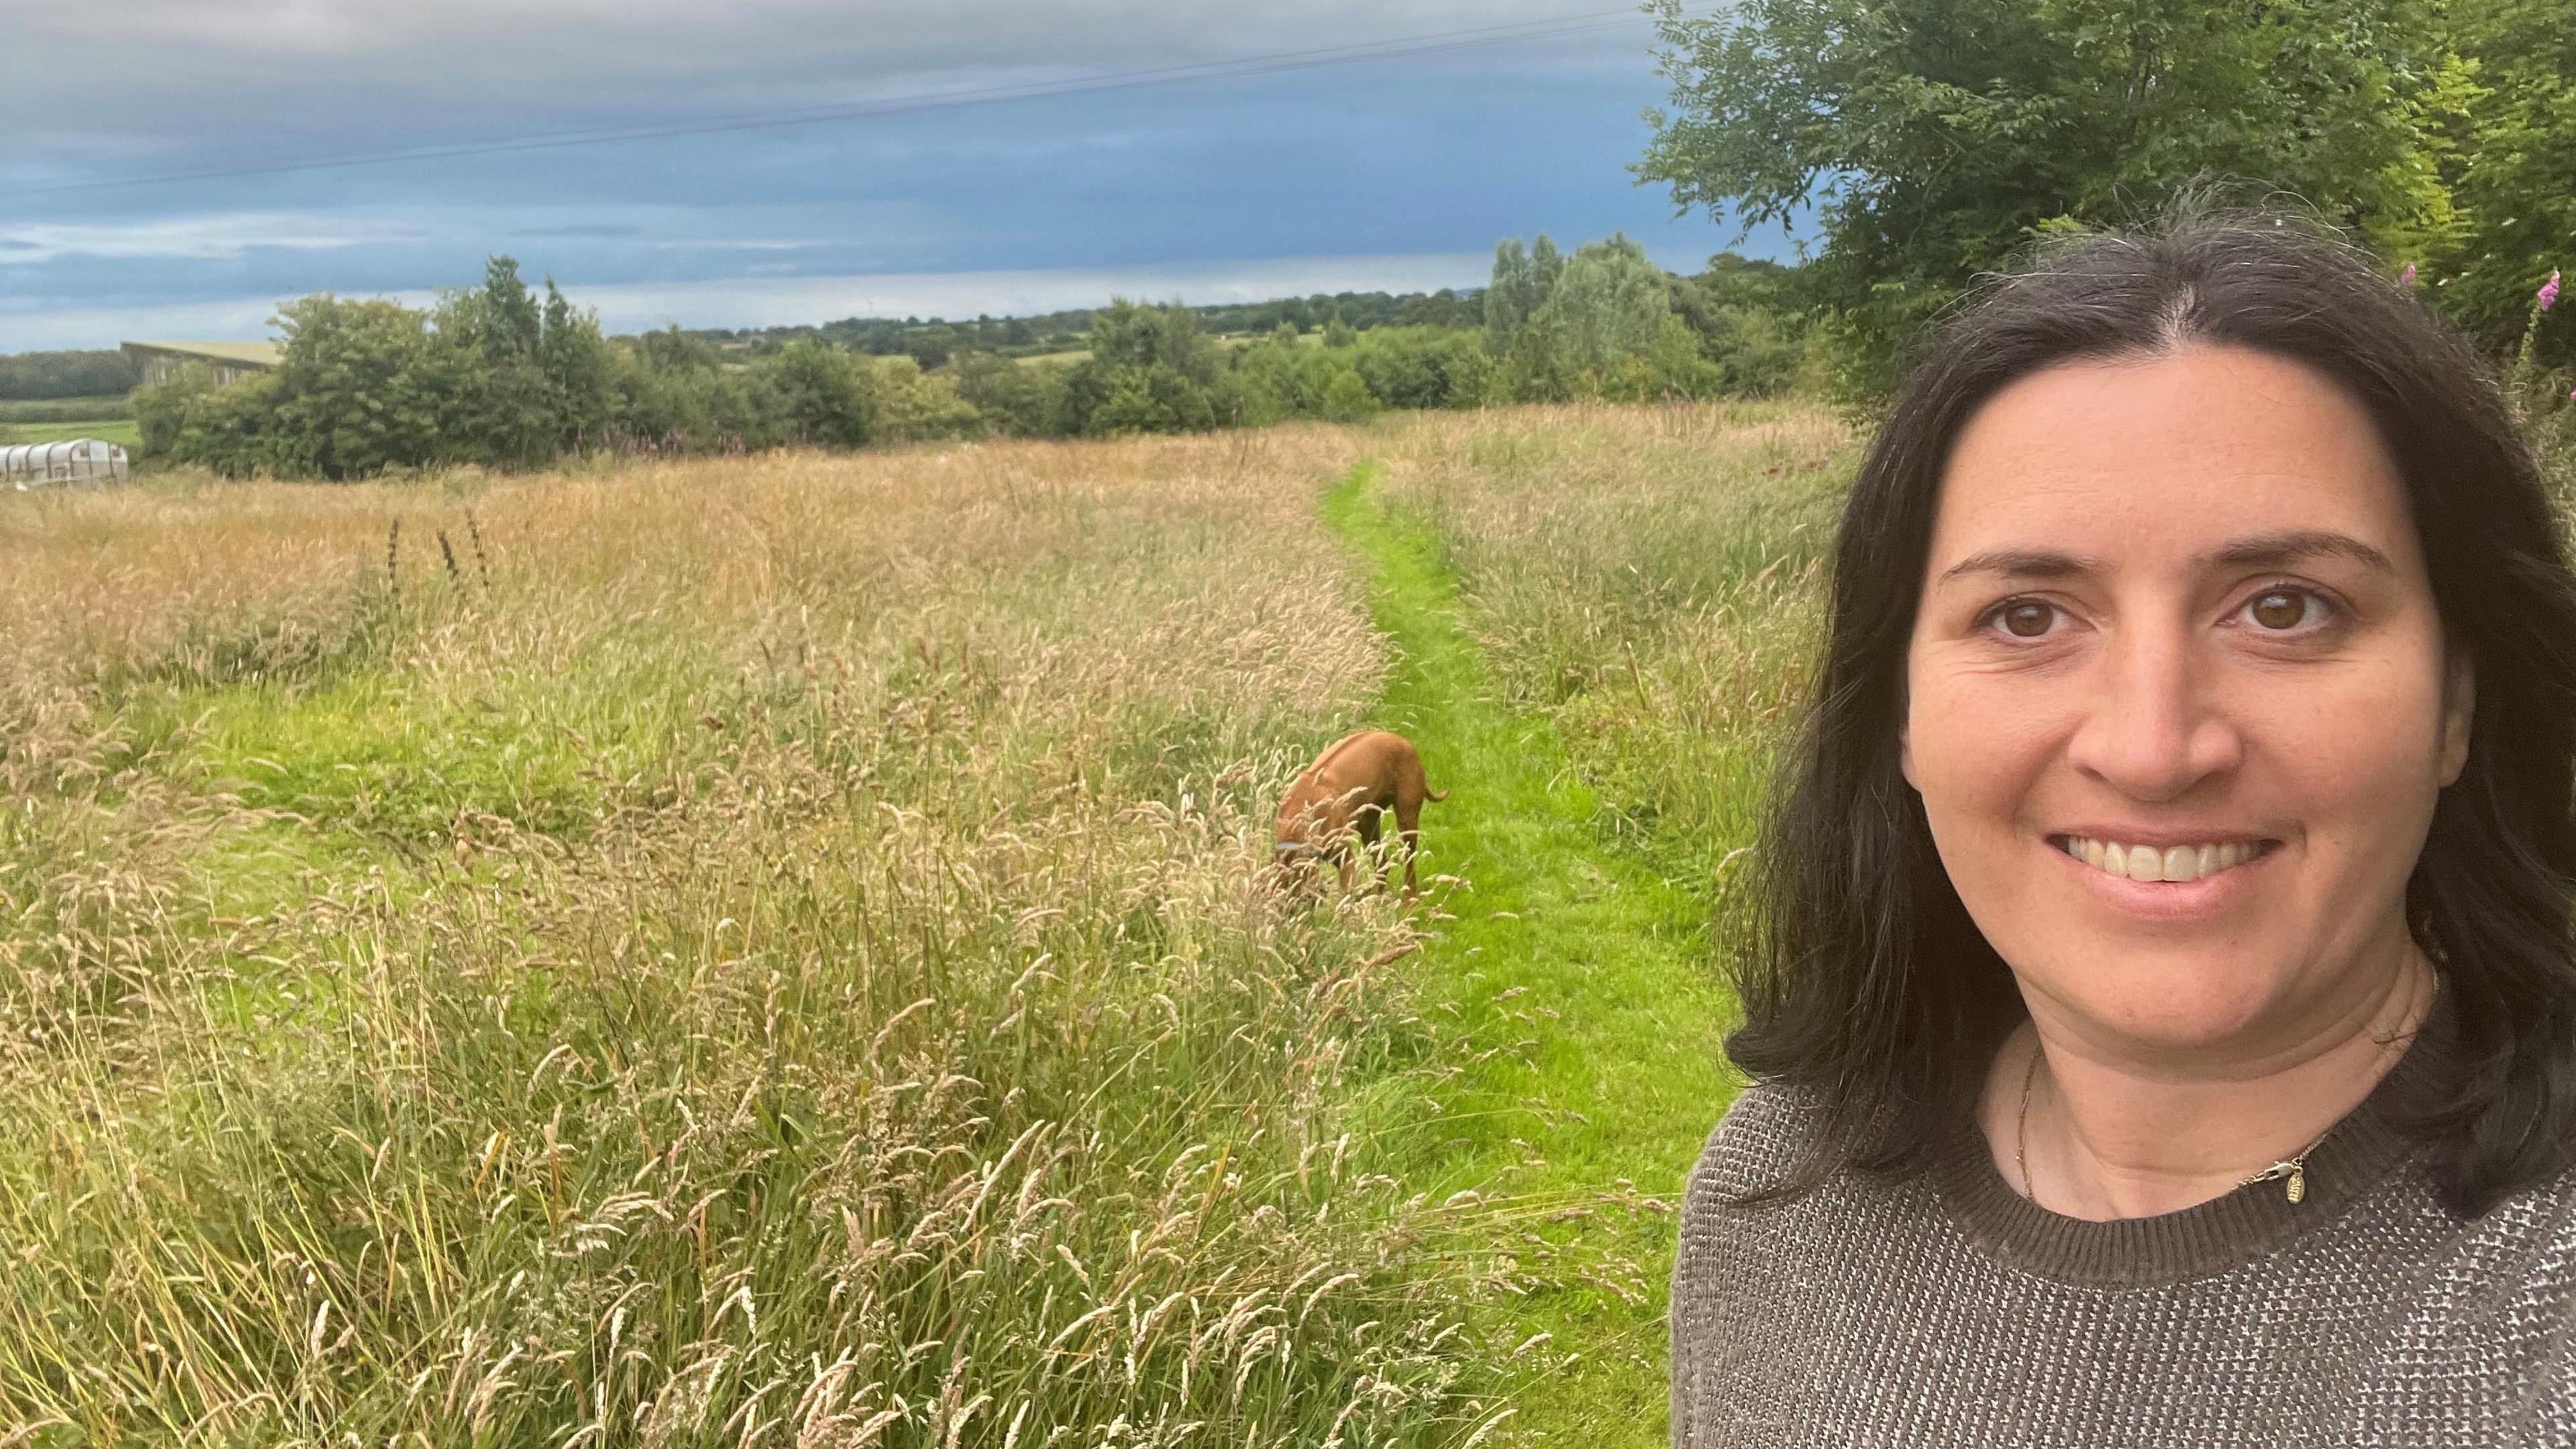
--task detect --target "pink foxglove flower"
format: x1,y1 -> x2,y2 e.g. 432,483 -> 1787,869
2399,263 -> 2417,286
2542,270 -> 2563,312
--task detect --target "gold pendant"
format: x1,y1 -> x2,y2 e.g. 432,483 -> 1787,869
2286,1165 -> 2306,1204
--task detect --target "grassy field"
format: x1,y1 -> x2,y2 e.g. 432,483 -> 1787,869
0,397 -> 133,425
0,402 -> 1854,1444
1008,332 -> 1323,368
1,417 -> 142,449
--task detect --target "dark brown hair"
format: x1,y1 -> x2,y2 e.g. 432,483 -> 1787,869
1735,209 -> 2576,1216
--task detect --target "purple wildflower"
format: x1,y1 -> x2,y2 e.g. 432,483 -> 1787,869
2399,262 -> 2417,287
2542,270 -> 2563,313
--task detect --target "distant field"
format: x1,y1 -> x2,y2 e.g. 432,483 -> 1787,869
1012,331 -> 1324,367
0,403 -> 1856,1444
0,395 -> 132,423
0,417 -> 142,449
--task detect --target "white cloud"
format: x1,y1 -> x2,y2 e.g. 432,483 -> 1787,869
0,252 -> 1492,350
656,239 -> 825,254
0,213 -> 423,264
0,290 -> 432,350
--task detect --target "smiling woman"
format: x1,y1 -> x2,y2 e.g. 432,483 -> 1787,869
1670,212 -> 2576,1444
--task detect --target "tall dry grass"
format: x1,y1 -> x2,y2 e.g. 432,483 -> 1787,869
0,433 -> 1507,1445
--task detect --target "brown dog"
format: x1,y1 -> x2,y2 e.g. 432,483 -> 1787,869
1272,730 -> 1446,898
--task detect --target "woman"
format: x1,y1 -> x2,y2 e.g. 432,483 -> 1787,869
1671,213 -> 2576,1445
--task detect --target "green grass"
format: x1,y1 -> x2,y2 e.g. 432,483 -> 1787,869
1323,460 -> 1740,1444
0,396 -> 133,424
1,417 -> 141,449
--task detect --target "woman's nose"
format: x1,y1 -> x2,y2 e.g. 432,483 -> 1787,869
2062,627 -> 2243,801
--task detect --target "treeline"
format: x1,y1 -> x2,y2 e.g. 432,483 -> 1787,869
0,349 -> 140,402
695,288 -> 1487,368
138,239 -> 1811,480
133,259 -> 975,480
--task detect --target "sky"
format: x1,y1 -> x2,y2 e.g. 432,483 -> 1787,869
0,1 -> 1799,352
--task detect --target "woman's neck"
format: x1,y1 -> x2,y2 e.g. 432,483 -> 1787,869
1987,945 -> 2437,1222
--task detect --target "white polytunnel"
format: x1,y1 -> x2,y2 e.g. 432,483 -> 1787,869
1,438 -> 130,490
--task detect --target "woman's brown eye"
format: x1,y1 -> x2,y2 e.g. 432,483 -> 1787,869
2249,590 -> 2310,630
2000,602 -> 2053,637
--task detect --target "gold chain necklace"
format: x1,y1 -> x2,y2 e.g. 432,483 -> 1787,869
2013,1046 -> 2330,1209
2010,965 -> 2430,1212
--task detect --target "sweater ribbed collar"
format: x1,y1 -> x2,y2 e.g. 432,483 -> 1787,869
1932,998 -> 2447,1290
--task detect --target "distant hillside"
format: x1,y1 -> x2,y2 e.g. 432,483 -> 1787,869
681,286 -> 1487,368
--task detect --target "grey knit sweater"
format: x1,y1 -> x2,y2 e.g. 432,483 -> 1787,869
1670,1038 -> 2576,1446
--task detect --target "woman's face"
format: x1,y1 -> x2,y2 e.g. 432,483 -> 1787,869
1904,345 -> 2471,1061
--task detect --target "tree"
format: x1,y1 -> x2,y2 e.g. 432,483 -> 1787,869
268,296 -> 469,480
1678,252 -> 1802,316
1544,234 -> 1674,377
1084,299 -> 1221,381
1085,364 -> 1217,436
2422,0 -> 2576,368
873,356 -> 981,443
437,256 -> 553,466
762,339 -> 877,448
133,362 -> 219,458
1638,0 -> 2451,392
1062,301 -> 1220,435
172,372 -> 298,477
1317,367 -> 1379,423
1668,254 -> 1813,396
955,353 -> 1072,437
539,282 -> 614,446
1484,236 -> 1564,350
1350,327 -> 1491,411
607,331 -> 767,451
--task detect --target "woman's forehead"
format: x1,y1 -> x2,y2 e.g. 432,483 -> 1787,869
1929,346 -> 2418,574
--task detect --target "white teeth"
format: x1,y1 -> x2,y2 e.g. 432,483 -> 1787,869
2060,836 -> 2263,883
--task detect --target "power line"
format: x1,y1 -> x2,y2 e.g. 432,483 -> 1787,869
15,9 -> 1665,197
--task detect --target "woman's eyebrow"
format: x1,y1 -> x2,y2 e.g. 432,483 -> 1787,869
1935,532 -> 2397,586
1936,547 -> 2098,584
2208,530 -> 2397,574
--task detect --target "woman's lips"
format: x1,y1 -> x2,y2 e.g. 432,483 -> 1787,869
2051,835 -> 2277,883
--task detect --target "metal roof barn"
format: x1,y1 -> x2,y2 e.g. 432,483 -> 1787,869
2,439 -> 129,490
122,340 -> 283,388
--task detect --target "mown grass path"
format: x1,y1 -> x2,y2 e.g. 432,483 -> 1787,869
1321,462 -> 1740,1444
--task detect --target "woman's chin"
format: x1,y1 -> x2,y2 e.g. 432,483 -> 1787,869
2041,973 -> 2291,1059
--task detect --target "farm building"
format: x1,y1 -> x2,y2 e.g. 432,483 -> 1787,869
121,339 -> 282,388
2,438 -> 129,490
